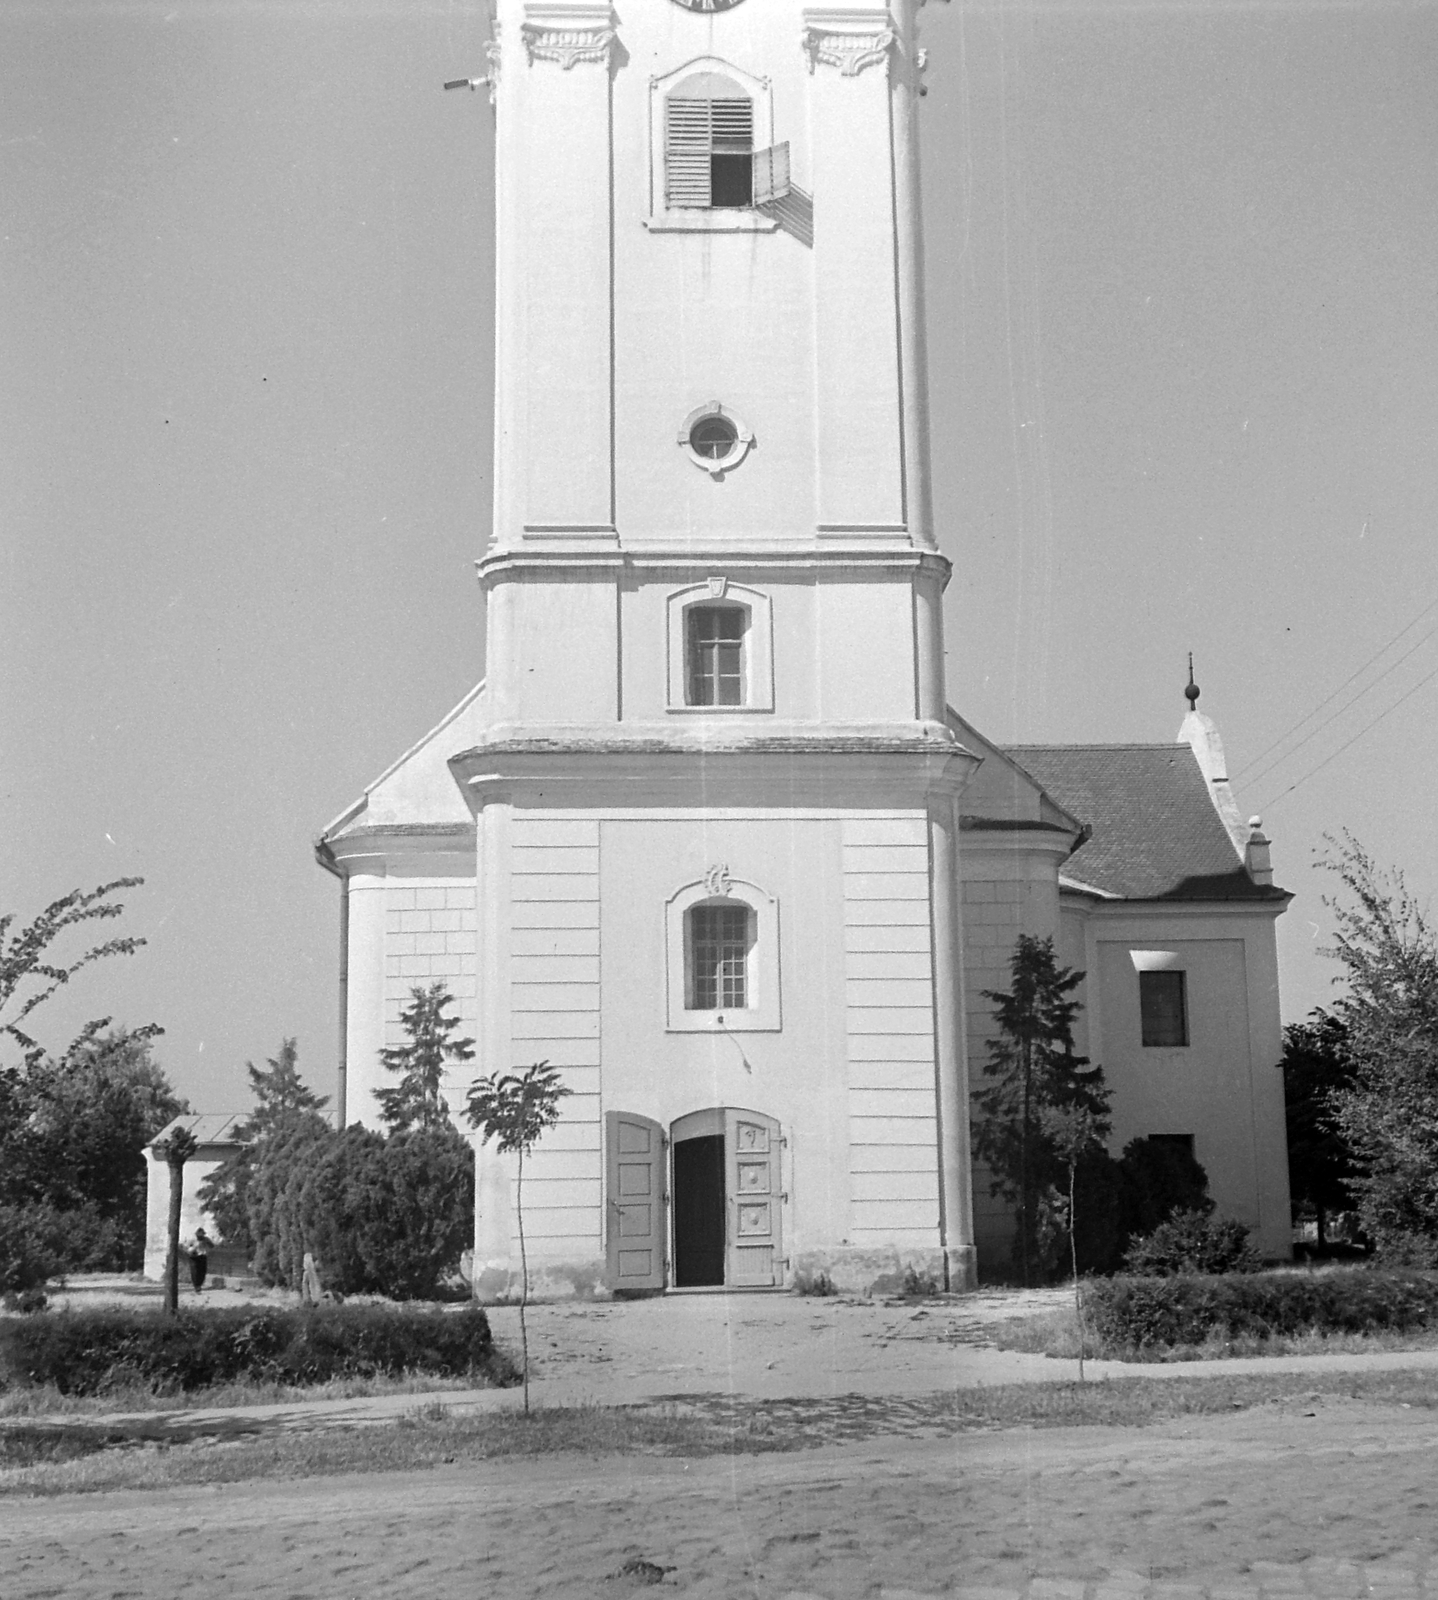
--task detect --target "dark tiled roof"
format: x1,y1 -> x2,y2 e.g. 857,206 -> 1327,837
1001,744 -> 1283,902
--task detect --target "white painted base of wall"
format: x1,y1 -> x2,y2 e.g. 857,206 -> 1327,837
468,1242 -> 979,1302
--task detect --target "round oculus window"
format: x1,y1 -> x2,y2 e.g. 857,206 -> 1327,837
677,401 -> 754,477
689,413 -> 739,461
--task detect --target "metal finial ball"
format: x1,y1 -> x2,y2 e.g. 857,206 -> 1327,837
1184,677 -> 1200,709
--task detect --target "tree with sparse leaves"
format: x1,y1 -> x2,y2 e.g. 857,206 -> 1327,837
1,879 -> 155,1067
466,1062 -> 570,1413
1042,1103 -> 1109,1379
975,935 -> 1109,1286
1318,833 -> 1438,1264
376,985 -> 474,1133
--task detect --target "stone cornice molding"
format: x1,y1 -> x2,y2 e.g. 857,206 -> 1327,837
317,824 -> 474,875
801,7 -> 897,76
476,546 -> 953,583
450,736 -> 982,807
520,2 -> 617,69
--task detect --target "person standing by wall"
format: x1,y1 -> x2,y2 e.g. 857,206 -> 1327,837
186,1227 -> 213,1294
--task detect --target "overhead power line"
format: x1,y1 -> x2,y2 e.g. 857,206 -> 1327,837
1238,621 -> 1438,793
1232,591 -> 1438,787
1257,661 -> 1438,813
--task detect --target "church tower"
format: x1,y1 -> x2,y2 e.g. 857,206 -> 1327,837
323,0 -> 983,1294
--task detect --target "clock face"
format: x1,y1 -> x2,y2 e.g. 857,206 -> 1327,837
670,0 -> 745,12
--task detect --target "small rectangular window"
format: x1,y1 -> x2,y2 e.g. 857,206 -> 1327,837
690,904 -> 751,1010
1140,969 -> 1188,1047
686,605 -> 745,706
665,96 -> 753,209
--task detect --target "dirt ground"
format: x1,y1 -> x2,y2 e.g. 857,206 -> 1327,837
4,1394 -> 1438,1598
10,1283 -> 1438,1597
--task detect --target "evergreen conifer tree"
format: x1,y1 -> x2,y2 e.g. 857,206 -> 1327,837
376,985 -> 474,1133
975,934 -> 1109,1285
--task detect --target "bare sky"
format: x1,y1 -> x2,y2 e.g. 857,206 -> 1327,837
4,0 -> 1436,1111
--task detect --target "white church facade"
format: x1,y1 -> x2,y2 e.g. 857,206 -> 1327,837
315,0 -> 1293,1295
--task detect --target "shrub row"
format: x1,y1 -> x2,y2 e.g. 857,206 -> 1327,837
0,1303 -> 516,1396
1082,1266 -> 1438,1351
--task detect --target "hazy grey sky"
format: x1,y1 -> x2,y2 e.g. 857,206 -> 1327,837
4,0 -> 1436,1111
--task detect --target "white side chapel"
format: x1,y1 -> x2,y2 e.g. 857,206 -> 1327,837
315,0 -> 1293,1294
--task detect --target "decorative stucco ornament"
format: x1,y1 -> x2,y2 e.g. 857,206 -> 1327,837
801,11 -> 897,76
703,863 -> 733,897
520,3 -> 617,68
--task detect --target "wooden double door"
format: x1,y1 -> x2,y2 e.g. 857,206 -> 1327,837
605,1107 -> 783,1292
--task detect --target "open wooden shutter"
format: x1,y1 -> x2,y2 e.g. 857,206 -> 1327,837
665,95 -> 754,209
605,1111 -> 667,1291
725,1109 -> 783,1288
751,142 -> 791,206
665,98 -> 712,208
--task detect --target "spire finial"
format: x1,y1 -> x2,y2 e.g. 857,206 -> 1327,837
1184,653 -> 1200,710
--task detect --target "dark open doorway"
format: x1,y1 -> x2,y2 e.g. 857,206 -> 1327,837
672,1133 -> 725,1287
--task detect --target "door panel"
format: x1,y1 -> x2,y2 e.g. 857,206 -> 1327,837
605,1111 -> 666,1291
725,1109 -> 783,1287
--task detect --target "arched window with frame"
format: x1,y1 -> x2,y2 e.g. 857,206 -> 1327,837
687,899 -> 755,1011
665,74 -> 754,210
666,874 -> 781,1032
647,59 -> 784,235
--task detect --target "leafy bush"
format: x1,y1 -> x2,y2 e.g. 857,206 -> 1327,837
241,1118 -> 474,1300
1052,1138 -> 1216,1279
0,1204 -> 63,1295
1123,1209 -> 1262,1276
1083,1267 -> 1438,1351
792,1270 -> 836,1297
1118,1140 -> 1212,1237
0,1030 -> 186,1274
0,1304 -> 515,1396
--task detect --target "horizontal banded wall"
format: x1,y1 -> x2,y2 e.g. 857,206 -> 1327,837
383,881 -> 479,1114
842,817 -> 940,1247
508,818 -> 602,1266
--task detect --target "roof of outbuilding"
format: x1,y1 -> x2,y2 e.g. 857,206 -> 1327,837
147,1113 -> 251,1149
1001,743 -> 1285,902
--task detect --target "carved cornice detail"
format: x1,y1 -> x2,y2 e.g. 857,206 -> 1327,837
521,3 -> 617,69
801,8 -> 897,76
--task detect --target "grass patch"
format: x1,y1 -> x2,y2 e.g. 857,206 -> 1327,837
8,1367 -> 1438,1498
0,1368 -> 497,1419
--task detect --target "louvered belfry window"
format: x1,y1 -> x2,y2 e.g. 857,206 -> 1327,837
665,89 -> 754,209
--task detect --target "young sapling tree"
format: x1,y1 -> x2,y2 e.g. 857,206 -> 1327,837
1041,1103 -> 1110,1380
465,1061 -> 570,1413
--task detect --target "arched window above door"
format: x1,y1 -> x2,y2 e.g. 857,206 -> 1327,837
665,871 -> 781,1032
